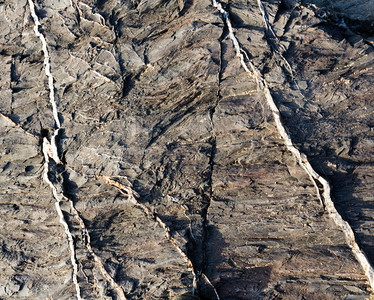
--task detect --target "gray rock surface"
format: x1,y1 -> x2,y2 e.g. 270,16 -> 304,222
1,0 -> 374,299
303,0 -> 374,30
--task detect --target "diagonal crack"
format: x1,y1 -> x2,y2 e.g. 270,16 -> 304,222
201,273 -> 221,300
255,0 -> 303,94
67,194 -> 127,300
94,175 -> 198,293
212,0 -> 374,291
28,0 -> 60,130
41,145 -> 81,299
0,113 -> 38,140
110,14 -> 129,100
198,134 -> 219,298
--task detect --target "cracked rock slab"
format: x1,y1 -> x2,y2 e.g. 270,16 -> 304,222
1,0 -> 374,299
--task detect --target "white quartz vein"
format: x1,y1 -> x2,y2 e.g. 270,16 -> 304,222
255,0 -> 303,93
212,0 -> 374,291
28,0 -> 80,298
42,144 -> 82,300
28,0 -> 60,130
28,1 -> 127,299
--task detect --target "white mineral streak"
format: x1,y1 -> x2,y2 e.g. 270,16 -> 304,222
201,273 -> 221,300
212,0 -> 374,291
28,1 -> 127,299
28,0 -> 61,163
255,0 -> 302,95
66,198 -> 127,300
256,0 -> 277,42
28,0 -> 81,298
43,137 -> 61,164
78,1 -> 106,25
41,143 -> 82,300
28,0 -> 60,130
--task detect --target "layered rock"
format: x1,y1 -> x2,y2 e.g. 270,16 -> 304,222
0,0 -> 373,299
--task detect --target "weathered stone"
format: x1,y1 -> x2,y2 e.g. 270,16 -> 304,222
1,0 -> 374,299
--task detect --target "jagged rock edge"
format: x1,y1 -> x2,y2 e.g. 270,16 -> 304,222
212,0 -> 374,292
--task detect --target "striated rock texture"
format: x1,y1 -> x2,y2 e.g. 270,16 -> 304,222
0,0 -> 374,299
302,0 -> 374,34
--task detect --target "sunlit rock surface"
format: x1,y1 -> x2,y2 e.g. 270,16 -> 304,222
1,0 -> 373,299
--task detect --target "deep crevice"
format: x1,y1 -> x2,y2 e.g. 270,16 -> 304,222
110,9 -> 132,100
196,23 -> 225,298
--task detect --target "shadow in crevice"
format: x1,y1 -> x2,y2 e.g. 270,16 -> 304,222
312,159 -> 374,265
300,0 -> 374,37
200,225 -> 272,299
6,113 -> 20,124
179,0 -> 194,17
275,93 -> 374,266
61,169 -> 79,201
88,210 -> 122,251
278,103 -> 374,267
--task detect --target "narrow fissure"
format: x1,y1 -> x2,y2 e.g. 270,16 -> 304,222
198,136 -> 219,299
196,26 -> 225,299
110,11 -> 129,100
10,56 -> 17,115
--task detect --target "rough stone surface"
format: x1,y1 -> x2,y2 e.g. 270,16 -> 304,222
303,0 -> 374,33
1,0 -> 374,299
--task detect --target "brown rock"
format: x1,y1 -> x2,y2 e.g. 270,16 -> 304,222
1,0 -> 373,299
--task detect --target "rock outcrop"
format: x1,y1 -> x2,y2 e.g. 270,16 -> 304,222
1,0 -> 373,299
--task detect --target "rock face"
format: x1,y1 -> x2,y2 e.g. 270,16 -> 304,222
303,0 -> 374,33
0,0 -> 374,299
